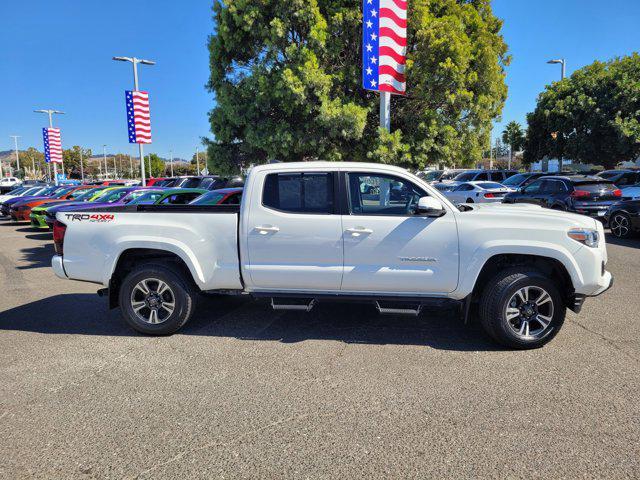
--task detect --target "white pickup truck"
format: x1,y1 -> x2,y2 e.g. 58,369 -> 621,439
51,162 -> 613,348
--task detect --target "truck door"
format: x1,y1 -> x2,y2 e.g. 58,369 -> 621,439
341,172 -> 459,295
244,171 -> 344,291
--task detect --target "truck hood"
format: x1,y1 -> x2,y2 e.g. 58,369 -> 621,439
463,202 -> 598,229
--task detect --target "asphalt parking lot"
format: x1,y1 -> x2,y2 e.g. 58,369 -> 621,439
0,220 -> 638,479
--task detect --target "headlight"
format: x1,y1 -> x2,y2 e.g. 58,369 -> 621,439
568,228 -> 599,248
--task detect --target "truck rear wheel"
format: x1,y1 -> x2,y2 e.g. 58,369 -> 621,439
479,268 -> 565,349
118,262 -> 196,335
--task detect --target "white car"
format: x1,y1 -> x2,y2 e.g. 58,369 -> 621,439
444,181 -> 511,204
0,185 -> 45,203
51,161 -> 612,349
621,184 -> 640,200
0,177 -> 22,190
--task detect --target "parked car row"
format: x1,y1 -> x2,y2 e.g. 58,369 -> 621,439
0,182 -> 244,230
418,168 -> 639,239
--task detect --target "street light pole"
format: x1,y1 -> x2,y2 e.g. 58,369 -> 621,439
113,56 -> 155,186
10,135 -> 21,176
547,59 -> 566,172
79,148 -> 84,183
103,145 -> 108,180
129,155 -> 133,179
169,150 -> 174,177
34,109 -> 64,185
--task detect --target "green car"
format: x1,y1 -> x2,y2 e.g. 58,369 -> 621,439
29,187 -> 111,229
127,188 -> 207,206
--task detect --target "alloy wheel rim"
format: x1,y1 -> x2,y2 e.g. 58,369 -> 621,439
610,214 -> 629,237
505,286 -> 554,339
130,278 -> 176,324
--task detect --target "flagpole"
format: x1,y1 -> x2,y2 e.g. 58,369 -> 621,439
113,56 -> 155,186
34,109 -> 64,186
380,91 -> 390,131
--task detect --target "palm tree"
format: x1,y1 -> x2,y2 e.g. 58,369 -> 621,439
502,121 -> 525,169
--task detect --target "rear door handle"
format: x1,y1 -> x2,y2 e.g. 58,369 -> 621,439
346,227 -> 373,236
255,225 -> 280,234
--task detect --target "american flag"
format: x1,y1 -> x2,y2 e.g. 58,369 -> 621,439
125,90 -> 152,144
362,0 -> 407,95
42,128 -> 63,164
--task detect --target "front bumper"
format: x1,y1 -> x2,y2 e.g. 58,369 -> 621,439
11,209 -> 30,221
29,212 -> 49,229
51,255 -> 67,279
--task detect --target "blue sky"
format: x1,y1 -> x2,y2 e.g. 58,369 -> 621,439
1,0 -> 638,160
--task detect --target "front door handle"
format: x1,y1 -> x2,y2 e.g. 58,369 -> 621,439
255,225 -> 280,234
346,227 -> 373,237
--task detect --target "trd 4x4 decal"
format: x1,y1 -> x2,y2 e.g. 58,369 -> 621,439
64,213 -> 115,223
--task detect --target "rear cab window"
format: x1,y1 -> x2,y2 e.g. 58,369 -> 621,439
262,172 -> 334,214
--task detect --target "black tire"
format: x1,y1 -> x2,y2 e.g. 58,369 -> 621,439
118,262 -> 197,335
551,204 -> 566,211
479,268 -> 565,349
609,212 -> 632,238
466,198 -> 474,203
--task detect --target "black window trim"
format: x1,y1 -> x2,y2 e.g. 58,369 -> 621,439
344,171 -> 429,217
261,171 -> 338,215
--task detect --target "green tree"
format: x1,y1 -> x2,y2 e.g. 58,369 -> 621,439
147,154 -> 166,178
502,121 -> 525,155
524,53 -> 640,169
62,146 -> 93,178
18,147 -> 47,179
207,0 -> 509,171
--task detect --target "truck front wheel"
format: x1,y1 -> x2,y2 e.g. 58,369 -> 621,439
479,268 -> 566,349
118,262 -> 196,335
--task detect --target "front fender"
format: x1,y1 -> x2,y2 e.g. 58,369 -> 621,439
452,240 -> 584,299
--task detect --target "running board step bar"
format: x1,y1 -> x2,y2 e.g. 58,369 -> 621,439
375,301 -> 422,316
270,298 -> 316,312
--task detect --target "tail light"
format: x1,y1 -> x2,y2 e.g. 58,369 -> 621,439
613,189 -> 622,197
53,220 -> 67,255
484,192 -> 496,198
570,189 -> 591,198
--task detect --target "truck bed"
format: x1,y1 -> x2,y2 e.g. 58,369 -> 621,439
56,204 -> 243,290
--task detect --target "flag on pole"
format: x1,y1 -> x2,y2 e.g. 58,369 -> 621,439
42,128 -> 63,164
362,0 -> 407,95
125,90 -> 152,144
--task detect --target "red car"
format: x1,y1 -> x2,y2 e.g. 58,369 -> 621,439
146,177 -> 168,186
9,186 -> 92,222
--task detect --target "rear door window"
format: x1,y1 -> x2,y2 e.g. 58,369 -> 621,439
263,173 -> 334,214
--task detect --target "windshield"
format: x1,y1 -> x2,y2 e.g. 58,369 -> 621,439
441,171 -> 461,180
127,190 -> 165,205
502,173 -> 530,186
598,171 -> 621,179
93,189 -> 130,203
453,172 -> 479,182
53,188 -> 74,198
419,171 -> 442,181
121,190 -> 153,203
181,178 -> 202,188
8,187 -> 28,195
190,191 -> 225,205
37,186 -> 59,196
476,182 -> 504,189
72,189 -> 98,201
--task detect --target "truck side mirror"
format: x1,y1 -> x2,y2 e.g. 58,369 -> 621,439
416,196 -> 446,217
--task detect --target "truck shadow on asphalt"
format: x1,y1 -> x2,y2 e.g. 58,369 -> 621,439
17,240 -> 55,270
0,294 -> 499,351
605,233 -> 639,249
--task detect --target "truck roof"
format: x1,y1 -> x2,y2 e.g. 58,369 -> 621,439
250,161 -> 411,175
